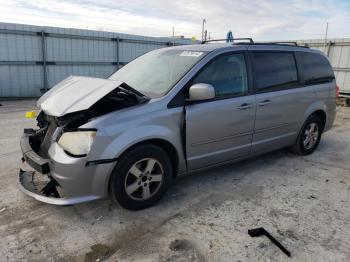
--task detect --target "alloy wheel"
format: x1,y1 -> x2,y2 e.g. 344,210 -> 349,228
124,158 -> 164,201
303,122 -> 319,150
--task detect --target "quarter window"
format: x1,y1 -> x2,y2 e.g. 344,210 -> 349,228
191,53 -> 248,99
300,52 -> 334,85
253,52 -> 298,92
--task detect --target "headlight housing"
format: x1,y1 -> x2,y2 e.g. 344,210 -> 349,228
58,130 -> 96,156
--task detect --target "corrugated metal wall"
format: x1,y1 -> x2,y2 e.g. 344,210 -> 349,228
296,38 -> 350,96
2,22 -> 349,98
0,22 -> 194,97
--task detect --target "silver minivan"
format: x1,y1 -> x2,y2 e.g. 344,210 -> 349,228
20,39 -> 337,210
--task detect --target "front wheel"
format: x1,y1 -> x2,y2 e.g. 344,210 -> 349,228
291,115 -> 323,155
110,144 -> 172,210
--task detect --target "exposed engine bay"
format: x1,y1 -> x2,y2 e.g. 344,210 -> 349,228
28,82 -> 149,158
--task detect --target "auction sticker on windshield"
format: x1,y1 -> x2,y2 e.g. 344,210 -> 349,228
179,51 -> 204,57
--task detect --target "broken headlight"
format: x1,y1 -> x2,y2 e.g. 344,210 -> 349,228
58,130 -> 96,156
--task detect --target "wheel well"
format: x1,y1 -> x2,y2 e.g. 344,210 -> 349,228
148,139 -> 179,178
107,139 -> 180,194
311,110 -> 326,131
120,139 -> 179,178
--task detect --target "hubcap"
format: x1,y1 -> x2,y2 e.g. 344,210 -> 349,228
124,158 -> 164,201
303,123 -> 319,150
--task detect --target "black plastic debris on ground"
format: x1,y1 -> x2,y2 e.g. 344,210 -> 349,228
248,227 -> 291,257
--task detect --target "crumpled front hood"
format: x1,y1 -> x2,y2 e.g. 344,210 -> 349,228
37,76 -> 123,117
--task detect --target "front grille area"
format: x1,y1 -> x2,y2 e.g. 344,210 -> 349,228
37,114 -> 58,159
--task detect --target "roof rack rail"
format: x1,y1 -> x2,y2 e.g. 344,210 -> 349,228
201,38 -> 254,44
254,41 -> 309,48
201,39 -> 310,48
261,41 -> 298,46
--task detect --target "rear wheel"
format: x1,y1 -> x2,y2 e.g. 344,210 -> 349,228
110,144 -> 172,210
291,115 -> 323,155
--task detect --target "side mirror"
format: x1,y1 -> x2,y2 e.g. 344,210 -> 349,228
188,83 -> 215,101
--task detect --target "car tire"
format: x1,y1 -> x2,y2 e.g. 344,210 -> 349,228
291,115 -> 323,155
110,144 -> 173,210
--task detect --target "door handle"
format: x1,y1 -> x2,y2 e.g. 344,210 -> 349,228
237,103 -> 253,110
258,99 -> 271,107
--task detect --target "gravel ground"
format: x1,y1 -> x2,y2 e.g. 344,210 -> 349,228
0,100 -> 349,262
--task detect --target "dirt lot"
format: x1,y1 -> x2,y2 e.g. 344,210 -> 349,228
0,100 -> 349,262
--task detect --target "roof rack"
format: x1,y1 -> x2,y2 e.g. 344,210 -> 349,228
201,38 -> 309,48
201,38 -> 254,44
254,41 -> 309,48
259,41 -> 298,46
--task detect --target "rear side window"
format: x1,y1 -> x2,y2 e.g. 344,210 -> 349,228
253,52 -> 298,93
299,52 -> 334,85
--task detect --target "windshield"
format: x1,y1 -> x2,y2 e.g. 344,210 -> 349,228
109,49 -> 207,98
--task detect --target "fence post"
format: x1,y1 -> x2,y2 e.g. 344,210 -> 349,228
116,36 -> 120,70
40,30 -> 48,92
326,41 -> 333,57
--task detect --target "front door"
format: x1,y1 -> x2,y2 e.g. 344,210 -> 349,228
185,52 -> 256,171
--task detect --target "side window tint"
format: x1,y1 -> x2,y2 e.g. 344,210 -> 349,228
253,52 -> 298,93
300,52 -> 334,85
192,53 -> 248,99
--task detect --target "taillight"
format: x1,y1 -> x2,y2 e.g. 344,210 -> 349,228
336,84 -> 340,99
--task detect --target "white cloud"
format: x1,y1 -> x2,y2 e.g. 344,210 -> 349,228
0,0 -> 349,40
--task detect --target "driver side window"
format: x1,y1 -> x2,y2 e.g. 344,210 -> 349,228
191,53 -> 248,99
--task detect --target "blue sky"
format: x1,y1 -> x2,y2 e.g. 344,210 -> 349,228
0,0 -> 349,40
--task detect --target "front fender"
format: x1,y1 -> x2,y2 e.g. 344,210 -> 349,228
94,124 -> 185,194
102,124 -> 182,160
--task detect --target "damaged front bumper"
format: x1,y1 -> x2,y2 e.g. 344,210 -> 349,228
19,132 -> 78,205
19,133 -> 112,205
19,168 -> 99,205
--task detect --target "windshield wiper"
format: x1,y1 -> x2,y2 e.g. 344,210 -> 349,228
119,82 -> 149,102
